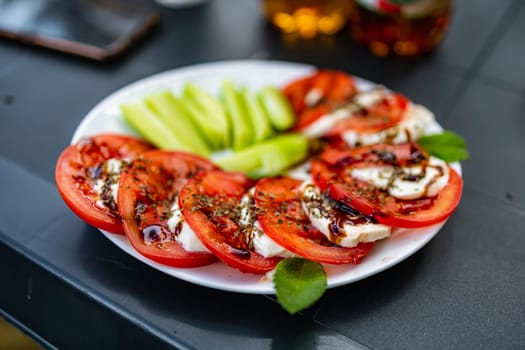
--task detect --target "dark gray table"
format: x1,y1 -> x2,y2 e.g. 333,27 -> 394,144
1,0 -> 525,349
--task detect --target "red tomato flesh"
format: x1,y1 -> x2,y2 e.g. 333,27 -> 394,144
55,134 -> 154,234
118,150 -> 218,267
179,170 -> 281,274
254,177 -> 374,265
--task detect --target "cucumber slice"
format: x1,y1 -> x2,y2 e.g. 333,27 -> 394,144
213,148 -> 262,173
214,133 -> 308,177
221,80 -> 254,150
121,101 -> 194,152
241,87 -> 274,143
182,83 -> 230,149
145,91 -> 211,157
259,86 -> 296,131
259,134 -> 308,171
247,148 -> 292,178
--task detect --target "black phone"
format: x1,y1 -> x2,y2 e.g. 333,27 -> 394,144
0,0 -> 160,61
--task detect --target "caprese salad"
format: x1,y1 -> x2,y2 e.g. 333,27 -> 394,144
55,68 -> 467,312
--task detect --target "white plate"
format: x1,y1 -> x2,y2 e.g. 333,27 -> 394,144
72,60 -> 460,294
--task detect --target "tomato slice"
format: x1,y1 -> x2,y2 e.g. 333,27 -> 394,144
254,177 -> 374,265
311,144 -> 463,228
312,143 -> 417,190
326,93 -> 409,135
283,70 -> 358,130
285,70 -> 409,135
179,170 -> 281,274
118,150 -> 218,267
55,134 -> 154,234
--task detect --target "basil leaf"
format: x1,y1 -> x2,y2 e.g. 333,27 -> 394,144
418,131 -> 470,163
273,258 -> 327,314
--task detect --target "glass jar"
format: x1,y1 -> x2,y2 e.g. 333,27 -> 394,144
261,0 -> 351,39
348,0 -> 452,56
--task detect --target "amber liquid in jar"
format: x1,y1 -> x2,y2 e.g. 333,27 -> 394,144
349,0 -> 452,56
262,0 -> 350,38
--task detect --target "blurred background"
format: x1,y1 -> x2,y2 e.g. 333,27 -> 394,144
2,0 -> 524,348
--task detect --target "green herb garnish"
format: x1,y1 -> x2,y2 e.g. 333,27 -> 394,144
418,130 -> 470,163
273,258 -> 327,314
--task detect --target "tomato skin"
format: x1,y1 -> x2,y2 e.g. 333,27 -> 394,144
255,177 -> 374,265
180,170 -> 281,274
118,150 -> 218,267
312,144 -> 464,228
55,134 -> 154,234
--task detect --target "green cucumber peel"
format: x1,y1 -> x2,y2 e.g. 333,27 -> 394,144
241,87 -> 274,143
418,130 -> 470,163
120,102 -> 194,152
221,80 -> 254,150
258,86 -> 295,131
144,91 -> 211,157
182,83 -> 230,147
273,258 -> 327,314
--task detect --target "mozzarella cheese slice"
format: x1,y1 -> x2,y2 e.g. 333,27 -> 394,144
92,158 -> 125,210
240,189 -> 296,258
167,196 -> 211,253
300,181 -> 391,248
350,156 -> 449,200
